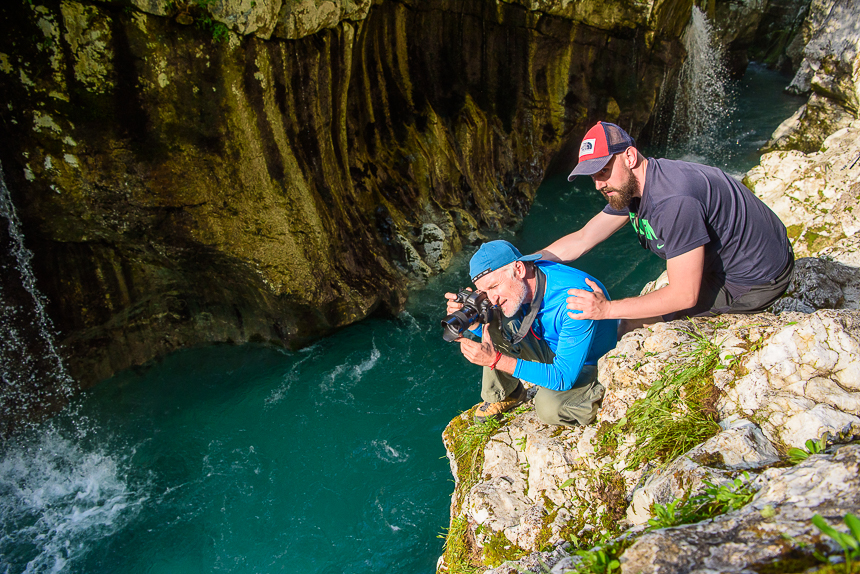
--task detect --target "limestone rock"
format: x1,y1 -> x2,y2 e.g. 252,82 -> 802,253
720,310 -> 860,448
620,444 -> 860,574
787,0 -> 860,111
273,0 -> 371,40
442,311 -> 860,572
627,421 -> 780,525
763,93 -> 855,153
746,122 -> 860,261
763,0 -> 860,151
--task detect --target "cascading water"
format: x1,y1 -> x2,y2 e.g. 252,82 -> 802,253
0,163 -> 77,436
1,163 -> 145,573
666,6 -> 736,162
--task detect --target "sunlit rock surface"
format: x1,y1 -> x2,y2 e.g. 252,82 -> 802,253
747,122 -> 860,261
619,445 -> 860,574
441,311 -> 860,573
763,0 -> 860,152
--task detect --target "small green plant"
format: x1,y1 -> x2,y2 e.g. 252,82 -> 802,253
171,0 -> 230,42
197,15 -> 229,42
601,325 -> 723,470
571,547 -> 620,573
787,435 -> 828,464
566,531 -> 629,574
647,499 -> 684,529
647,472 -> 756,529
812,513 -> 860,574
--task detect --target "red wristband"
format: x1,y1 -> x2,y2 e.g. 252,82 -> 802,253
489,351 -> 502,370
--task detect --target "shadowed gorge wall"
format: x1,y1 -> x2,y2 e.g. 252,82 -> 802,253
0,0 -> 691,389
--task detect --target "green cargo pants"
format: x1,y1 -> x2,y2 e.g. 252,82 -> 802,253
480,314 -> 605,427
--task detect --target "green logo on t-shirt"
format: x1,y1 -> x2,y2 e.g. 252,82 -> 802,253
629,213 -> 664,250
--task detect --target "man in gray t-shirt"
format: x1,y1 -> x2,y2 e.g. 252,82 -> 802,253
541,121 -> 793,333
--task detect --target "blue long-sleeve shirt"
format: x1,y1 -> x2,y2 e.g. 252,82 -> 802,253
510,261 -> 618,391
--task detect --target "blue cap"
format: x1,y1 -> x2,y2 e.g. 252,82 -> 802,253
469,240 -> 542,283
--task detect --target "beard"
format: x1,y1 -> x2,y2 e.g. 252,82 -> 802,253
501,278 -> 528,318
601,164 -> 638,210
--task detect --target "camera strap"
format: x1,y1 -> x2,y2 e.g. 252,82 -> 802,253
509,267 -> 546,346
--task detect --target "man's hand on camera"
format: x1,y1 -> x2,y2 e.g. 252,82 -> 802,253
444,288 -> 472,316
455,334 -> 516,374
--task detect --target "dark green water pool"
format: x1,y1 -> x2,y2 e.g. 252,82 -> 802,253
0,63 -> 803,574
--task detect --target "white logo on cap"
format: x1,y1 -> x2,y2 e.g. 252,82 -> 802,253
579,138 -> 596,158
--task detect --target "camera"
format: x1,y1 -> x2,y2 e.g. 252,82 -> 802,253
441,290 -> 495,342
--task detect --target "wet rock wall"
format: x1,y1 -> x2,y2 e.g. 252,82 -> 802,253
0,0 -> 689,387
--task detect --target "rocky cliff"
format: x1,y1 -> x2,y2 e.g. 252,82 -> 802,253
441,312 -> 860,573
437,0 -> 860,570
0,0 -> 693,391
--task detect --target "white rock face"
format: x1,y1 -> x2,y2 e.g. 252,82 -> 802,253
762,0 -> 860,152
788,0 -> 860,112
746,122 -> 860,262
620,444 -> 860,574
719,311 -> 860,448
442,311 -> 860,574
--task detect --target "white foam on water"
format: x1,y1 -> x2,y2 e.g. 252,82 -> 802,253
264,347 -> 321,407
370,439 -> 409,463
353,346 -> 380,378
0,429 -> 148,573
318,343 -> 381,397
396,311 -> 420,333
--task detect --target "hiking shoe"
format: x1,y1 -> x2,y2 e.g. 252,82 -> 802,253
474,382 -> 527,423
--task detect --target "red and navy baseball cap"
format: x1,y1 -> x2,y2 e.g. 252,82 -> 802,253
567,122 -> 636,181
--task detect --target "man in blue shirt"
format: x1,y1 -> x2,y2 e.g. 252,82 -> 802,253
446,240 -> 617,426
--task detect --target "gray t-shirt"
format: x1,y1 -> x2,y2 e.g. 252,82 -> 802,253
603,158 -> 790,286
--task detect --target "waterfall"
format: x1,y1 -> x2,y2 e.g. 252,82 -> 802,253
666,6 -> 735,162
0,162 -> 76,436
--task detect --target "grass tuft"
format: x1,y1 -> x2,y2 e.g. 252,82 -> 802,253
604,325 -> 723,470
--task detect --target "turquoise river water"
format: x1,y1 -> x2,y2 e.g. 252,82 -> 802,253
0,64 -> 803,574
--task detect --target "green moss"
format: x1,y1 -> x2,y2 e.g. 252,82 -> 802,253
440,516 -> 482,574
803,223 -> 846,254
480,527 -> 529,568
786,224 -> 803,242
689,450 -> 727,469
596,469 -> 628,523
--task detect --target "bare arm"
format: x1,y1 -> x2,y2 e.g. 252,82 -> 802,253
539,211 -> 628,263
566,246 -> 705,320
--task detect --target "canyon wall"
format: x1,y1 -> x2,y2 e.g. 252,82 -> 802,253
0,0 -> 692,388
